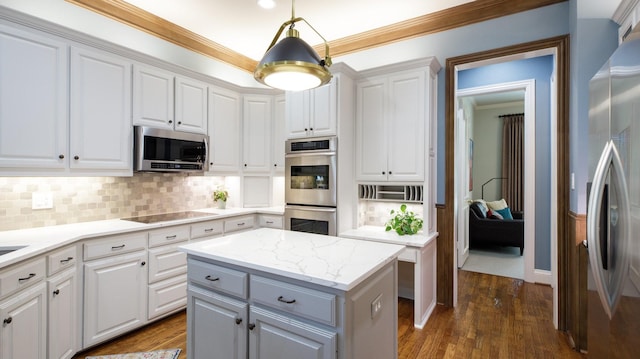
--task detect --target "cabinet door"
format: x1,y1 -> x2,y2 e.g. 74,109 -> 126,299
356,79 -> 388,181
273,95 -> 286,172
132,64 -> 174,130
309,81 -> 337,137
249,306 -> 336,359
187,285 -> 248,359
387,71 -> 425,181
175,76 -> 208,134
243,95 -> 272,172
208,86 -> 241,172
0,282 -> 47,359
70,47 -> 132,174
0,25 -> 68,170
48,268 -> 77,359
285,91 -> 310,138
83,250 -> 147,347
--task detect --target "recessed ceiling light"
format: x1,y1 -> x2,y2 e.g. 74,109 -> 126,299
258,0 -> 276,9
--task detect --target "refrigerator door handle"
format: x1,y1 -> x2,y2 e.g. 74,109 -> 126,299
587,140 -> 631,319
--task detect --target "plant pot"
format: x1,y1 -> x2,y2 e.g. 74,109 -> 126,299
216,200 -> 226,209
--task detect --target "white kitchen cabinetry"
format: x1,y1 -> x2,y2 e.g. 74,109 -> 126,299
46,245 -> 78,359
258,214 -> 283,229
82,233 -> 148,347
285,81 -> 337,139
243,95 -> 272,173
133,65 -> 207,134
208,86 -> 242,173
70,46 -> 132,175
224,215 -> 256,234
191,220 -> 224,241
356,58 -> 440,182
0,257 -> 48,359
272,95 -> 286,172
0,24 -> 68,172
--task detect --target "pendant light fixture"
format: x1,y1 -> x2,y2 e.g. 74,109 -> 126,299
254,0 -> 332,91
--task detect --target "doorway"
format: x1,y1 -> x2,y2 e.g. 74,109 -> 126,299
440,35 -> 570,330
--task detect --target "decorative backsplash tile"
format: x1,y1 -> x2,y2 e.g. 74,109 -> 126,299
0,174 -> 225,231
358,201 -> 424,227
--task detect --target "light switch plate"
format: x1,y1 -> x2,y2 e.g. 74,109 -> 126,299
371,294 -> 383,319
32,192 -> 53,209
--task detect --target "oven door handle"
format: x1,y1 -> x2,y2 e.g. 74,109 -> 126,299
285,205 -> 336,213
285,152 -> 336,158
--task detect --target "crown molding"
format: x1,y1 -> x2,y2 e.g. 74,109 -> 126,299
67,0 -> 566,74
613,0 -> 640,25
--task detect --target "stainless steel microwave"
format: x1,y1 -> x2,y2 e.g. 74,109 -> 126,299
133,126 -> 209,173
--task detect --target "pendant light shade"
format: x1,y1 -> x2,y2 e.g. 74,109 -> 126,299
254,1 -> 332,91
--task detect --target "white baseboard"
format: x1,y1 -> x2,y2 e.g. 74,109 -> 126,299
533,269 -> 552,285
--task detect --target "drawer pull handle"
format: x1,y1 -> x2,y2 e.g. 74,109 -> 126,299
248,323 -> 256,330
3,317 -> 12,325
53,289 -> 60,296
204,228 -> 214,232
111,244 -> 125,250
277,296 -> 296,304
205,275 -> 220,282
266,221 -> 274,224
235,317 -> 242,325
237,222 -> 245,226
60,256 -> 74,264
18,273 -> 36,282
165,235 -> 177,240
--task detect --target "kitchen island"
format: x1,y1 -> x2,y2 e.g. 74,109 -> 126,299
180,228 -> 404,359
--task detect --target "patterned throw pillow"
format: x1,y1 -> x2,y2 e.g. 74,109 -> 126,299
495,207 -> 514,220
486,198 -> 509,211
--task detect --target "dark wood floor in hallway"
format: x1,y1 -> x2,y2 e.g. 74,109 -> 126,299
74,270 -> 584,359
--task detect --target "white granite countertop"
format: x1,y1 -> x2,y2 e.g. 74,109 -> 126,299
340,225 -> 438,248
179,228 -> 404,291
0,207 -> 283,269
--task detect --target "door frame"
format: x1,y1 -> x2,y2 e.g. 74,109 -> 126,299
439,35 -> 570,331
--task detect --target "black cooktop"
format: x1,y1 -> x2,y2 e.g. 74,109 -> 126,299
122,211 -> 212,224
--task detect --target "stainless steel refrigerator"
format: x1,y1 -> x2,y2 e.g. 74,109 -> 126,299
586,28 -> 640,358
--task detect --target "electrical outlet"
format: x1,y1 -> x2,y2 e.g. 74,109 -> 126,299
32,192 -> 53,210
371,294 -> 383,319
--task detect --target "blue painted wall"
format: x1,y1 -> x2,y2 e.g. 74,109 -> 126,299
458,56 -> 554,271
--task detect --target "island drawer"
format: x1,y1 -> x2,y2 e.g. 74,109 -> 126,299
149,225 -> 190,248
190,220 -> 223,240
84,232 -> 147,260
250,275 -> 336,326
0,257 -> 46,298
47,245 -> 78,276
188,258 -> 248,299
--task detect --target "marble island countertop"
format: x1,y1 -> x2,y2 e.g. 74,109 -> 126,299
340,225 -> 438,248
0,207 -> 283,268
180,228 -> 405,291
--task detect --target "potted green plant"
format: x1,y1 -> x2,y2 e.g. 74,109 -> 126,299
213,188 -> 228,209
385,204 -> 423,235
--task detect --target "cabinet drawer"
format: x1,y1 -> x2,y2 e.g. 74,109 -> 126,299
0,257 -> 46,298
258,215 -> 283,229
47,245 -> 78,276
224,215 -> 255,234
250,275 -> 336,326
148,243 -> 188,284
148,274 -> 188,320
191,220 -> 223,240
149,225 -> 190,248
84,232 -> 147,260
188,258 -> 247,299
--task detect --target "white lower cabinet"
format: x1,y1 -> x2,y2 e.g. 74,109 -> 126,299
0,281 -> 47,359
47,268 -> 77,359
83,250 -> 148,347
148,273 -> 188,320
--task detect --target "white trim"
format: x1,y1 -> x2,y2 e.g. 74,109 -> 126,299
534,269 -> 552,285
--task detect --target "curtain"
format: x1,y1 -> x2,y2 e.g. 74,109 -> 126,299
501,114 -> 524,212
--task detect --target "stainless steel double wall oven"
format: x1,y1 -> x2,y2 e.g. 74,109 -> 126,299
284,137 -> 337,236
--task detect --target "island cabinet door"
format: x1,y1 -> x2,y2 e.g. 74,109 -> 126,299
187,285 -> 248,359
248,306 -> 337,359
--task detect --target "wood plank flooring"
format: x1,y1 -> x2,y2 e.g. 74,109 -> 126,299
74,270 -> 584,358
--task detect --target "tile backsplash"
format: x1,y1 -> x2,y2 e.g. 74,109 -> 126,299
358,201 -> 424,227
0,174 -> 225,231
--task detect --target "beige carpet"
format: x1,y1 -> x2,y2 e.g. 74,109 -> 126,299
461,245 -> 524,280
85,349 -> 181,359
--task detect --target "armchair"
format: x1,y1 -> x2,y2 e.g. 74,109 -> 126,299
468,202 -> 524,255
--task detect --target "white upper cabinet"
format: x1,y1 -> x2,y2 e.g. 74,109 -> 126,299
175,76 -> 208,134
208,86 -> 242,173
272,95 -> 286,172
70,47 -> 132,175
243,95 -> 272,173
132,64 -> 174,130
356,58 -> 439,182
133,64 -> 208,134
0,25 -> 68,172
285,80 -> 337,139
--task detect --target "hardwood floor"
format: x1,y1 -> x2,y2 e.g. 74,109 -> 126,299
74,270 -> 584,358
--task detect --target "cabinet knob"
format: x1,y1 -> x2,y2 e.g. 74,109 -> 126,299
304,128 -> 308,131
53,289 -> 60,296
235,317 -> 242,325
309,127 -> 313,131
178,121 -> 182,125
74,155 -> 79,160
389,171 -> 393,175
382,171 -> 385,175
248,323 -> 256,330
3,317 -> 12,325
59,154 -> 65,159
141,261 -> 146,266
169,120 -> 173,124
274,164 -> 277,167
